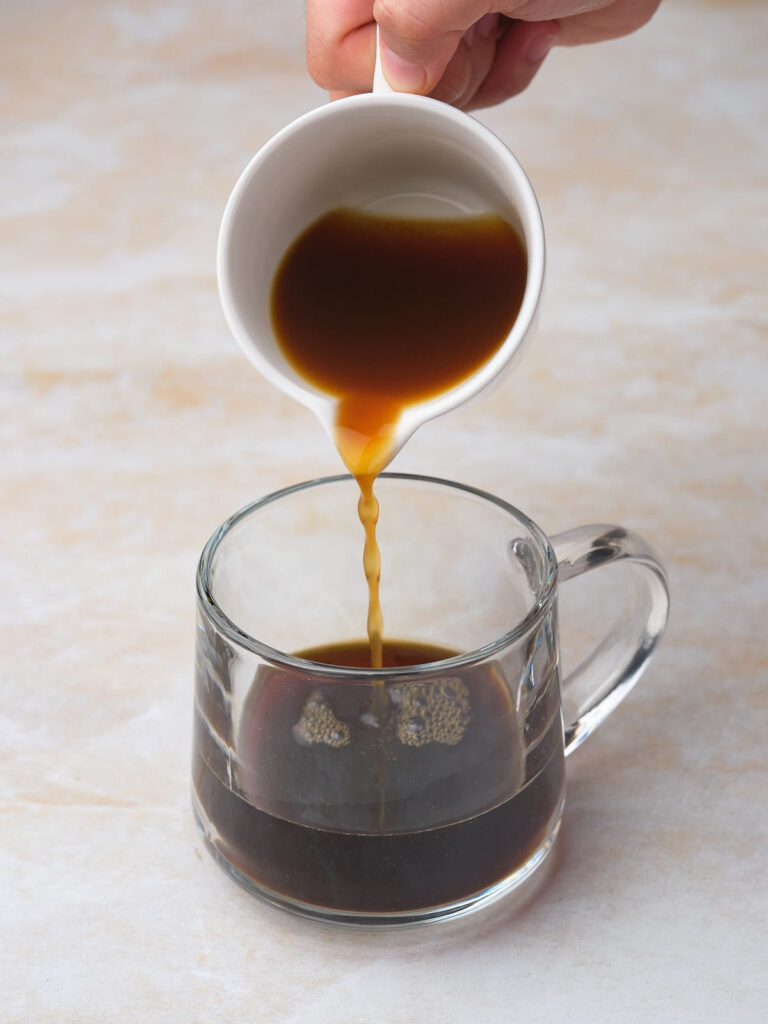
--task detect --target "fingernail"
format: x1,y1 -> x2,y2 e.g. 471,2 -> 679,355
477,13 -> 500,39
381,44 -> 426,92
525,26 -> 558,64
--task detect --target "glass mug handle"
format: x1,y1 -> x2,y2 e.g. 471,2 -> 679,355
551,524 -> 670,756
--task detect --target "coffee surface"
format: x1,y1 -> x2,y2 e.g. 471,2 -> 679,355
298,637 -> 458,668
271,208 -> 527,665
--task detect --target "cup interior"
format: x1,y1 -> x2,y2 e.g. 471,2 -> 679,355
217,94 -> 544,416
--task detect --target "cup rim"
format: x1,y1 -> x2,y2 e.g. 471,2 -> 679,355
196,473 -> 558,679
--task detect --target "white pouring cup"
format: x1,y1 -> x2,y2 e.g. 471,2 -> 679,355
217,37 -> 545,462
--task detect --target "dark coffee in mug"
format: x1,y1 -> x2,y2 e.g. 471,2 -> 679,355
192,638 -> 564,914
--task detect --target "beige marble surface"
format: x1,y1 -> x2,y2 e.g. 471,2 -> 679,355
1,1 -> 766,1020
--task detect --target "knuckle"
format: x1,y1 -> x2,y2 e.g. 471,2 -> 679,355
305,28 -> 342,89
634,0 -> 663,31
306,46 -> 330,88
373,0 -> 442,44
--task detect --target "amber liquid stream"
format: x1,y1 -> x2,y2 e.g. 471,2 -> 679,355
271,207 -> 527,666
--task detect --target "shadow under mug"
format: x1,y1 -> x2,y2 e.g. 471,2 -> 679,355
192,474 -> 669,926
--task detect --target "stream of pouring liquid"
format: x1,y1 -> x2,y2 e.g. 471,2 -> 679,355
269,207 -> 528,671
333,394 -> 402,670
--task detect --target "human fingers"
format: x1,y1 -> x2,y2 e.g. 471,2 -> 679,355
554,0 -> 662,46
374,0 -> 501,94
460,0 -> 661,108
422,15 -> 553,109
305,0 -> 561,103
307,0 -> 662,104
463,17 -> 559,110
426,15 -> 506,107
375,0 -> 659,94
306,0 -> 376,94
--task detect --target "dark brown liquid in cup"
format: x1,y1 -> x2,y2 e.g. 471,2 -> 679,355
271,208 -> 527,666
193,639 -> 564,915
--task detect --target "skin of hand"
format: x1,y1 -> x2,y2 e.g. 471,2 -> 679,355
307,0 -> 662,109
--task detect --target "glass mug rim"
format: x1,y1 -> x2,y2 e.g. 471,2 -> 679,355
196,472 -> 558,679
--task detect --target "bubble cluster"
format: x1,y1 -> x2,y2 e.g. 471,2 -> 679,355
293,691 -> 351,748
395,676 -> 470,747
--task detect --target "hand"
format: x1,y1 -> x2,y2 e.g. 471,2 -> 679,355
307,0 -> 662,110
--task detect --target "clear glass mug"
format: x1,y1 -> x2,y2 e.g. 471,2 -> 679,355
192,474 -> 669,926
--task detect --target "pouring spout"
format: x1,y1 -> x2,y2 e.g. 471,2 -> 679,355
314,395 -> 412,479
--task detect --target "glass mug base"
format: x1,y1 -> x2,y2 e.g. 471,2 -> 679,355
191,785 -> 565,928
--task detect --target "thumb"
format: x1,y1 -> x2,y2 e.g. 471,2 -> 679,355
374,0 -> 498,93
